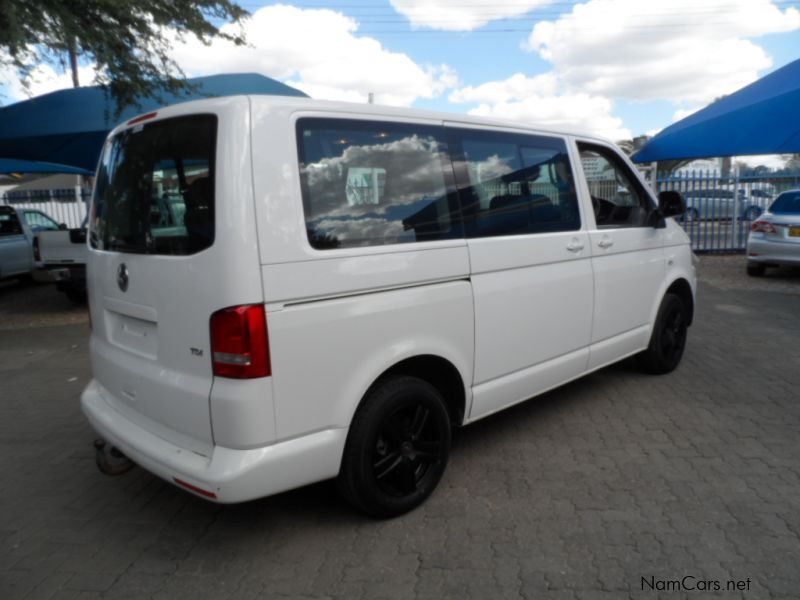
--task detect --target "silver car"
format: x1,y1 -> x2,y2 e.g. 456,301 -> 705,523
682,188 -> 764,222
746,190 -> 800,276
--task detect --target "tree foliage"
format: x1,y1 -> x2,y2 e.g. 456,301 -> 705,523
0,0 -> 248,109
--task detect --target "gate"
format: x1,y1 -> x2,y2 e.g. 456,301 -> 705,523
656,171 -> 800,252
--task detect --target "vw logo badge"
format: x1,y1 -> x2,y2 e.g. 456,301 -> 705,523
117,263 -> 129,292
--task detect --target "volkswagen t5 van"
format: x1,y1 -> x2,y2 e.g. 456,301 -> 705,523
81,96 -> 695,517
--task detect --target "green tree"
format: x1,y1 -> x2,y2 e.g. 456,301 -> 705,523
0,0 -> 248,109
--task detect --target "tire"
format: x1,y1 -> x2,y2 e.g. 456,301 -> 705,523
637,293 -> 688,375
16,273 -> 34,286
65,289 -> 87,303
746,263 -> 766,277
338,375 -> 451,518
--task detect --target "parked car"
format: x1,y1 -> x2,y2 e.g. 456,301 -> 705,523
681,188 -> 763,221
33,215 -> 88,302
746,189 -> 800,276
0,205 -> 64,281
81,97 -> 696,517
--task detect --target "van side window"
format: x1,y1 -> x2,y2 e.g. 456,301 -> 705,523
297,118 -> 460,249
577,143 -> 653,228
448,129 -> 580,238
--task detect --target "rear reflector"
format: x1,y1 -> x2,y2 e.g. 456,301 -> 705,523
173,477 -> 217,499
210,304 -> 271,379
751,220 -> 777,233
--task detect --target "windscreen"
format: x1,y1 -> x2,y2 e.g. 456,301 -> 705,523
89,114 -> 217,255
769,191 -> 800,214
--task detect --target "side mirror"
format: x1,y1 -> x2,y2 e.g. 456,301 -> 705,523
58,223 -> 68,230
658,191 -> 685,218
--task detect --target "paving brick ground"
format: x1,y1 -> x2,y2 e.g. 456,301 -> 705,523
1,258 -> 799,600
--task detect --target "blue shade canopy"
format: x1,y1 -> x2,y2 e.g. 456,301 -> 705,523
0,73 -> 307,171
0,158 -> 93,175
633,58 -> 800,163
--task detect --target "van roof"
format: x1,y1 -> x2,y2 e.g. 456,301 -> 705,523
115,94 -> 613,146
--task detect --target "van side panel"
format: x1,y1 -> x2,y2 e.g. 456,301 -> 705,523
266,277 -> 474,440
250,105 -> 475,440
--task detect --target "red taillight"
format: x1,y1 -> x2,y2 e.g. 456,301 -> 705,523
33,236 -> 40,262
751,220 -> 777,233
127,111 -> 157,126
210,304 -> 271,379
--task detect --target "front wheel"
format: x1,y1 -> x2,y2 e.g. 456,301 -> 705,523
338,375 -> 451,518
637,293 -> 688,374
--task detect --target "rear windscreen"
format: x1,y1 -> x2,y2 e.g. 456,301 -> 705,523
89,114 -> 217,255
769,192 -> 800,214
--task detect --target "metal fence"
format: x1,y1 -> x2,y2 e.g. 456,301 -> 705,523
0,189 -> 90,228
656,171 -> 800,252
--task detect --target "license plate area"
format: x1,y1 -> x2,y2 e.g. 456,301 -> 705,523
789,226 -> 800,237
106,311 -> 158,359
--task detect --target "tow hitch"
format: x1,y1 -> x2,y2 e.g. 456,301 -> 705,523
93,439 -> 135,476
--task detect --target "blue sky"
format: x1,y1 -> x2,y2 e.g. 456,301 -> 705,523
3,0 -> 800,144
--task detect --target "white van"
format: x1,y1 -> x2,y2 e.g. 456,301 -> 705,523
81,96 -> 695,517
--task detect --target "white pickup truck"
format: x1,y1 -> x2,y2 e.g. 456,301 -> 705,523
33,217 -> 88,302
1,205 -> 65,281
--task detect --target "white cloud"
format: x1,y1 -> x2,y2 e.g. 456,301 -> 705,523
1,63 -> 98,102
390,0 -> 552,31
450,72 -> 631,140
526,0 -> 800,105
449,72 -> 558,104
672,106 -> 703,123
169,4 -> 457,107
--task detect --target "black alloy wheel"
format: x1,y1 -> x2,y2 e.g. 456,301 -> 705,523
372,402 -> 444,498
338,375 -> 451,518
638,293 -> 689,374
659,300 -> 687,367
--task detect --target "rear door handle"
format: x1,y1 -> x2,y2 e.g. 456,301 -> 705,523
566,240 -> 584,252
598,237 -> 614,249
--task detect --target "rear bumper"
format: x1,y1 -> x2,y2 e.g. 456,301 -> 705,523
81,379 -> 347,503
33,264 -> 86,285
746,237 -> 800,266
32,267 -> 63,283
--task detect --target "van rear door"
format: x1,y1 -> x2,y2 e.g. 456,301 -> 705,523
87,103 -> 262,453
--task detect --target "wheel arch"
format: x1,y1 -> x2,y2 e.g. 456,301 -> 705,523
664,277 -> 694,326
358,355 -> 468,428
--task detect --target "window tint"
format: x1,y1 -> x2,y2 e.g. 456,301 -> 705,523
24,210 -> 59,231
0,208 -> 23,236
450,129 -> 580,237
297,118 -> 459,249
90,114 -> 216,255
578,143 -> 653,227
770,191 -> 800,214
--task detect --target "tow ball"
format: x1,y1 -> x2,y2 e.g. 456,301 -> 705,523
93,439 -> 135,476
